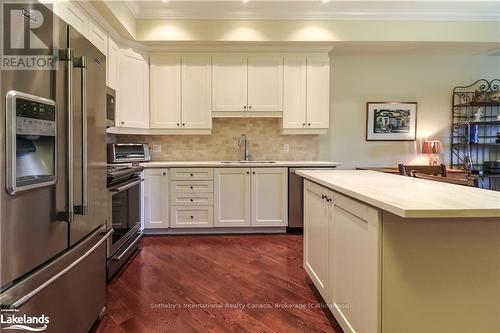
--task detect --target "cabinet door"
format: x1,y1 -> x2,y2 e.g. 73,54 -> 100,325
107,37 -> 119,90
283,56 -> 307,129
251,168 -> 288,227
181,56 -> 212,129
214,168 -> 251,227
143,169 -> 169,229
63,1 -> 88,37
117,48 -> 149,128
247,56 -> 283,112
212,56 -> 247,112
150,55 -> 181,129
303,180 -> 330,300
306,56 -> 330,129
331,193 -> 381,333
87,20 -> 107,55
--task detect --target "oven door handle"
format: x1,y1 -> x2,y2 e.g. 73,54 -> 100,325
111,232 -> 143,261
110,178 -> 144,193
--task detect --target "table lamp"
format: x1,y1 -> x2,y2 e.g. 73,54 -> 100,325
422,140 -> 442,165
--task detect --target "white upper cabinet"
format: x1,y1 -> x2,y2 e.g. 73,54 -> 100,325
282,55 -> 330,133
63,1 -> 88,37
212,55 -> 284,114
247,56 -> 283,112
117,48 -> 149,128
181,56 -> 212,129
306,56 -> 330,129
87,20 -> 107,55
106,37 -> 119,90
212,56 -> 248,112
251,168 -> 288,227
150,55 -> 212,130
150,55 -> 182,129
283,56 -> 307,128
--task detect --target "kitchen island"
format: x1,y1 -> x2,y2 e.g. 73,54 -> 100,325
296,170 -> 500,333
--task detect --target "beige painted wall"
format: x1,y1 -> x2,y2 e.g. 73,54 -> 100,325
320,54 -> 500,169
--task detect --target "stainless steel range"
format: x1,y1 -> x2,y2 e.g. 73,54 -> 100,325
106,164 -> 144,280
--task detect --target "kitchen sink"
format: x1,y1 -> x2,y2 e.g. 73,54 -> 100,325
219,161 -> 277,164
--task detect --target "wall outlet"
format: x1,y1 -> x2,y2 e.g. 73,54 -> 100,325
152,144 -> 162,153
283,144 -> 290,153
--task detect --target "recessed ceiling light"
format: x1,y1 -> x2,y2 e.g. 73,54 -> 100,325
321,0 -> 329,3
162,0 -> 168,3
242,0 -> 249,3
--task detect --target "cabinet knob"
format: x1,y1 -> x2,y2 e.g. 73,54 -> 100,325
308,123 -> 311,127
162,172 -> 166,176
249,106 -> 252,109
190,173 -> 194,176
182,123 -> 185,127
302,123 -> 306,127
243,106 -> 247,109
190,199 -> 194,202
190,215 -> 194,219
190,186 -> 193,189
176,123 -> 180,127
121,121 -> 125,125
252,171 -> 256,174
321,195 -> 326,199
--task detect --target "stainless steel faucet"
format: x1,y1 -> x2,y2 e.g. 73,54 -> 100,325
238,134 -> 251,161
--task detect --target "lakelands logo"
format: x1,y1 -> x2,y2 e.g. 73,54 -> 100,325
1,1 -> 58,70
0,309 -> 49,332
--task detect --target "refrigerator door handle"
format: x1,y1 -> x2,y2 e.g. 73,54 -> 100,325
56,48 -> 74,223
74,56 -> 88,215
2,228 -> 113,309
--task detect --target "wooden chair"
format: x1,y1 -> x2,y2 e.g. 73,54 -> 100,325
410,171 -> 479,187
398,164 -> 447,177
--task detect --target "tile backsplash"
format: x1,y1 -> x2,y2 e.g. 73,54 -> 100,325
108,118 -> 319,161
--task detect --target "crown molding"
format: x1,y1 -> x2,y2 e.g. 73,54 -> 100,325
130,1 -> 500,21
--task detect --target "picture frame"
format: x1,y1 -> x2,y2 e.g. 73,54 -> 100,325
366,102 -> 418,141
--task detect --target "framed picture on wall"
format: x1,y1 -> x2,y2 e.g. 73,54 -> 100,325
366,102 -> 417,141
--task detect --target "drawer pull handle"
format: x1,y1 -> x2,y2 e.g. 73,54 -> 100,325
190,186 -> 193,189
190,173 -> 194,176
190,215 -> 194,219
190,199 -> 194,202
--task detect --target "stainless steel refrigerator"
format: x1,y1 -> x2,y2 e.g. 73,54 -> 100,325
1,4 -> 110,332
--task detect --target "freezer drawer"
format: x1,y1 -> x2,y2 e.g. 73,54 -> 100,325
0,229 -> 110,333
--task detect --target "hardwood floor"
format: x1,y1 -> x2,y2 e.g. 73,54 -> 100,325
95,235 -> 343,333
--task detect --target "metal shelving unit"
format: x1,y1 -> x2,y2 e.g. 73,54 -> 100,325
451,79 -> 500,191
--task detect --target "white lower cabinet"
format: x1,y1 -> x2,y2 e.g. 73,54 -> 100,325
143,169 -> 169,229
214,168 -> 251,227
214,168 -> 288,227
303,180 -> 331,300
170,168 -> 214,228
303,179 -> 381,333
170,206 -> 214,228
251,168 -> 288,227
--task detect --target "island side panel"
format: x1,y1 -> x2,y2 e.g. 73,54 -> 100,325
381,212 -> 500,333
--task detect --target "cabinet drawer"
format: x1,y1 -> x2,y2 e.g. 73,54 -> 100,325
170,193 -> 214,206
170,168 -> 214,181
170,206 -> 214,228
170,180 -> 213,193
333,192 -> 380,223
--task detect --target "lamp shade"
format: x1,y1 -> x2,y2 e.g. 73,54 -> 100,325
422,140 -> 442,154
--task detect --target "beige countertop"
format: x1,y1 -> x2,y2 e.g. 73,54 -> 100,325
296,170 -> 500,218
139,161 -> 341,168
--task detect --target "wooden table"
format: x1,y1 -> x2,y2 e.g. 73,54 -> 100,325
356,166 -> 468,177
